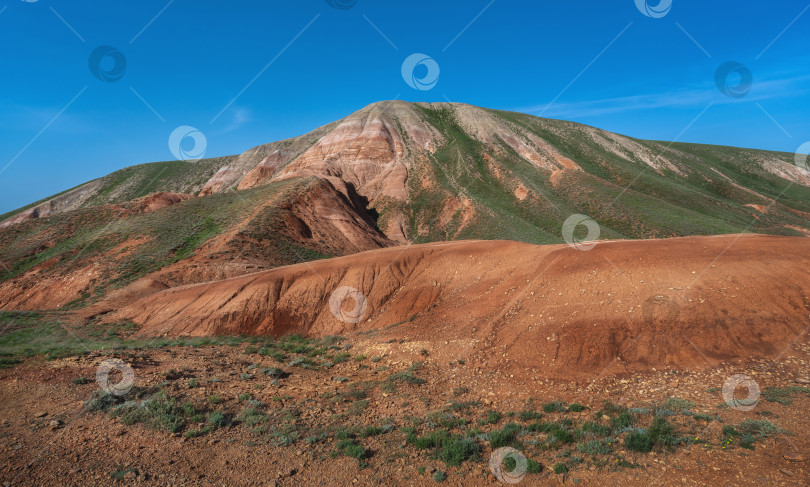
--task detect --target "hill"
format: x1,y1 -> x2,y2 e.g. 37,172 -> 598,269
0,101 -> 808,310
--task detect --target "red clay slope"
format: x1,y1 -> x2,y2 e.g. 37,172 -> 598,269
110,234 -> 810,378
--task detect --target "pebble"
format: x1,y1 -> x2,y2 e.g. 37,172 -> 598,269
780,469 -> 794,477
34,412 -> 48,418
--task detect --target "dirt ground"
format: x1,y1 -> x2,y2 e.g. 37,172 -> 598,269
0,330 -> 808,487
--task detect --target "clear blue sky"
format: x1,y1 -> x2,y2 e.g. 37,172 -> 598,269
1,0 -> 808,213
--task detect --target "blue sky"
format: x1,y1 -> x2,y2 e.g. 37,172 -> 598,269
0,0 -> 808,213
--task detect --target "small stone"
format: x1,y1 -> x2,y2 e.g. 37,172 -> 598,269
123,471 -> 137,479
784,451 -> 806,462
426,466 -> 436,474
795,378 -> 810,384
34,412 -> 48,418
780,469 -> 794,477
49,420 -> 63,429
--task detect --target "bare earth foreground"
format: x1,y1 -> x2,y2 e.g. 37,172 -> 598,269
0,234 -> 809,486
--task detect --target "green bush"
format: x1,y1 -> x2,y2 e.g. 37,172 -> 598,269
208,411 -> 228,428
438,436 -> 480,466
737,419 -> 777,437
577,439 -> 612,455
237,408 -> 267,427
662,397 -> 695,410
184,425 -> 212,438
648,416 -> 676,447
432,471 -> 446,482
84,391 -> 120,412
553,463 -> 568,474
338,439 -> 367,459
611,411 -> 634,432
488,423 -> 522,448
261,367 -> 288,379
112,392 -> 186,433
577,421 -> 611,438
543,401 -> 567,413
625,431 -> 652,452
408,429 -> 449,449
520,410 -> 542,421
485,410 -> 502,424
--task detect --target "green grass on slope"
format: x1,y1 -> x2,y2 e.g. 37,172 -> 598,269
406,104 -> 758,245
470,107 -> 810,240
81,156 -> 235,207
0,155 -> 235,224
0,181 -> 92,223
0,310 -> 263,362
0,179 -> 307,306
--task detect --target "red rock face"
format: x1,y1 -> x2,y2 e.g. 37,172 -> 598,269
271,103 -> 418,205
199,166 -> 237,196
130,192 -> 194,213
238,150 -> 294,190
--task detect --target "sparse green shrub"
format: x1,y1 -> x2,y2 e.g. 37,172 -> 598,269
543,401 -> 567,413
485,410 -> 502,424
488,423 -> 522,449
648,416 -> 677,447
338,439 -> 367,459
577,439 -> 612,455
84,391 -> 120,412
452,386 -> 470,396
577,421 -> 611,438
662,397 -> 695,410
184,425 -> 212,438
520,410 -> 542,421
611,412 -> 634,432
237,408 -> 268,427
208,411 -> 228,428
438,436 -> 480,466
111,392 -> 186,433
553,463 -> 568,474
408,429 -> 449,449
625,430 -> 652,452
347,399 -> 369,415
737,419 -> 778,437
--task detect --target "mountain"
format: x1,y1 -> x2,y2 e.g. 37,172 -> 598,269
1,101 -> 809,311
